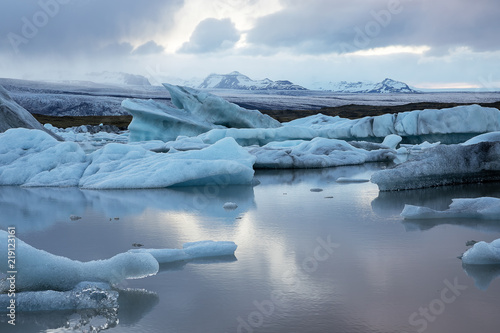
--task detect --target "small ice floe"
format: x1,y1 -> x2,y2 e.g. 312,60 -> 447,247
466,240 -> 479,247
223,202 -> 238,210
310,188 -> 323,192
462,238 -> 500,265
69,215 -> 82,221
401,197 -> 500,220
132,243 -> 144,248
335,177 -> 370,183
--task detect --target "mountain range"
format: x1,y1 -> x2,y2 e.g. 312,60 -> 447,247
173,72 -> 418,93
309,78 -> 418,93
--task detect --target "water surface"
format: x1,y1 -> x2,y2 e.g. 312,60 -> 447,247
1,164 -> 500,333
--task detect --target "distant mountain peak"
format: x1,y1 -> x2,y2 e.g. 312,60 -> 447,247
198,72 -> 308,91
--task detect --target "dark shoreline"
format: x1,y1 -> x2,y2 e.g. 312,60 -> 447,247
32,101 -> 500,128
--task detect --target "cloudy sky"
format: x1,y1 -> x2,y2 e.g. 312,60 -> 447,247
0,0 -> 499,89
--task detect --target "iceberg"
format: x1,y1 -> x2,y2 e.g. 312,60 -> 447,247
79,137 -> 255,189
129,240 -> 238,264
462,239 -> 500,265
285,105 -> 500,143
123,98 -> 222,142
0,129 -> 255,188
0,230 -> 159,292
248,137 -> 396,169
371,141 -> 500,191
401,197 -> 500,220
164,84 -> 281,129
124,84 -> 280,142
0,128 -> 89,187
0,85 -> 62,140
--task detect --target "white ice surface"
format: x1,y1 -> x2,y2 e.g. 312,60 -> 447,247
129,241 -> 237,263
80,137 -> 255,189
248,137 -> 396,168
0,230 -> 159,292
0,128 -> 89,186
371,141 -> 500,191
0,129 -> 255,188
401,197 -> 500,220
462,239 -> 500,265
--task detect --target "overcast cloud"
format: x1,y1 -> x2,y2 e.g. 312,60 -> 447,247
0,0 -> 499,88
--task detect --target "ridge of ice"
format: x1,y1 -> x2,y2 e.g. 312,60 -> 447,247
371,141 -> 500,191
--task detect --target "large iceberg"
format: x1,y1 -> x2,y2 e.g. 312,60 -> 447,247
0,85 -> 62,140
401,197 -> 500,220
371,141 -> 500,191
286,105 -> 500,143
80,137 -> 255,189
124,84 -> 281,142
248,137 -> 396,168
0,128 -> 255,188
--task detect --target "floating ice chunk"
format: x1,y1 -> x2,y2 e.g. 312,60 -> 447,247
310,188 -> 323,192
0,230 -> 159,292
381,134 -> 402,149
248,137 -> 396,169
80,137 -> 255,189
223,202 -> 238,210
401,197 -> 500,220
371,141 -> 500,191
129,240 -> 237,263
0,85 -> 62,140
462,131 -> 500,146
0,282 -> 117,312
462,239 -> 500,265
0,128 -> 89,187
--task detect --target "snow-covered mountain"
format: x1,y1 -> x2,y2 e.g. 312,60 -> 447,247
198,71 -> 308,91
309,78 -> 419,93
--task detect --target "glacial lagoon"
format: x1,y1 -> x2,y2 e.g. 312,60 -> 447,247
2,164 -> 500,333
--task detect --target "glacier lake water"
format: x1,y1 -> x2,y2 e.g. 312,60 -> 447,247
2,164 -> 500,333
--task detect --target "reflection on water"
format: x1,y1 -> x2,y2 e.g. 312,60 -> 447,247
2,165 -> 500,333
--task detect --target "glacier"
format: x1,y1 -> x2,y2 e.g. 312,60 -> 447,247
371,141 -> 500,191
401,197 -> 500,220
